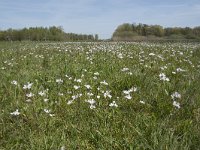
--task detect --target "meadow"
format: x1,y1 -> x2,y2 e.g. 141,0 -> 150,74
0,41 -> 200,149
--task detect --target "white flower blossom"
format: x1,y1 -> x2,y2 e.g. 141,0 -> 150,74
159,73 -> 170,81
44,98 -> 49,102
74,78 -> 82,83
10,109 -> 20,116
26,92 -> 34,98
86,99 -> 96,109
149,53 -> 155,56
87,92 -> 94,97
38,91 -> 47,96
172,71 -> 176,74
72,95 -> 79,100
139,100 -> 145,104
49,114 -> 55,117
125,94 -> 132,100
100,80 -> 108,85
90,104 -> 96,109
117,53 -> 123,59
26,99 -> 32,102
11,80 -> 18,85
58,92 -> 64,96
94,72 -> 99,76
86,99 -> 96,105
84,84 -> 91,89
67,100 -> 74,105
176,68 -> 186,72
44,109 -> 51,113
121,68 -> 129,72
74,85 -> 80,90
56,79 -> 63,84
60,146 -> 65,150
123,90 -> 130,95
23,82 -> 33,90
109,101 -> 118,107
171,92 -> 181,99
104,91 -> 112,99
173,101 -> 180,109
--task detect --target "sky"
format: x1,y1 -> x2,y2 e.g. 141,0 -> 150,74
0,0 -> 200,39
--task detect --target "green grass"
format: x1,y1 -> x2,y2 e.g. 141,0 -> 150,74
0,41 -> 200,149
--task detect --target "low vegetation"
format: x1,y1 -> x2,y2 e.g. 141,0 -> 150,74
0,41 -> 200,149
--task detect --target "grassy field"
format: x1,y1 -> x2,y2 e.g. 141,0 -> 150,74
0,41 -> 200,149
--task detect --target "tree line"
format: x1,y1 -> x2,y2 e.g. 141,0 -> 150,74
112,23 -> 200,41
0,26 -> 98,41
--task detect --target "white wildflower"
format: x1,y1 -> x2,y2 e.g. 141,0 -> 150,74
72,95 -> 79,100
117,53 -> 123,59
173,101 -> 181,109
60,146 -> 65,150
84,84 -> 91,89
23,82 -> 33,90
26,92 -> 34,98
109,101 -> 118,107
128,87 -> 137,92
104,91 -> 112,99
86,99 -> 96,105
139,100 -> 145,104
38,91 -> 46,96
58,93 -> 64,96
44,98 -> 49,102
125,94 -> 132,100
44,109 -> 51,113
10,109 -> 20,116
26,99 -> 32,102
160,66 -> 168,70
128,72 -> 133,75
171,92 -> 181,99
90,104 -> 96,109
74,78 -> 82,83
86,99 -> 96,109
56,79 -> 63,84
159,73 -> 170,81
121,68 -> 129,72
49,114 -> 55,117
93,76 -> 97,80
172,71 -> 176,74
74,85 -> 80,90
87,92 -> 94,97
123,87 -> 137,95
11,80 -> 18,85
176,68 -> 186,72
123,90 -> 130,95
149,53 -> 155,56
94,72 -> 99,76
67,100 -> 74,105
100,80 -> 108,85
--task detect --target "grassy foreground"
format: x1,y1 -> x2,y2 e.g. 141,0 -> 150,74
0,41 -> 200,149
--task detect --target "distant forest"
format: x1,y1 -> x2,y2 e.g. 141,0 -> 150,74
0,26 -> 98,41
1,24 -> 200,42
112,23 -> 200,41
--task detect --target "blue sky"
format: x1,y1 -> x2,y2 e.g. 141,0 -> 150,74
0,0 -> 200,39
